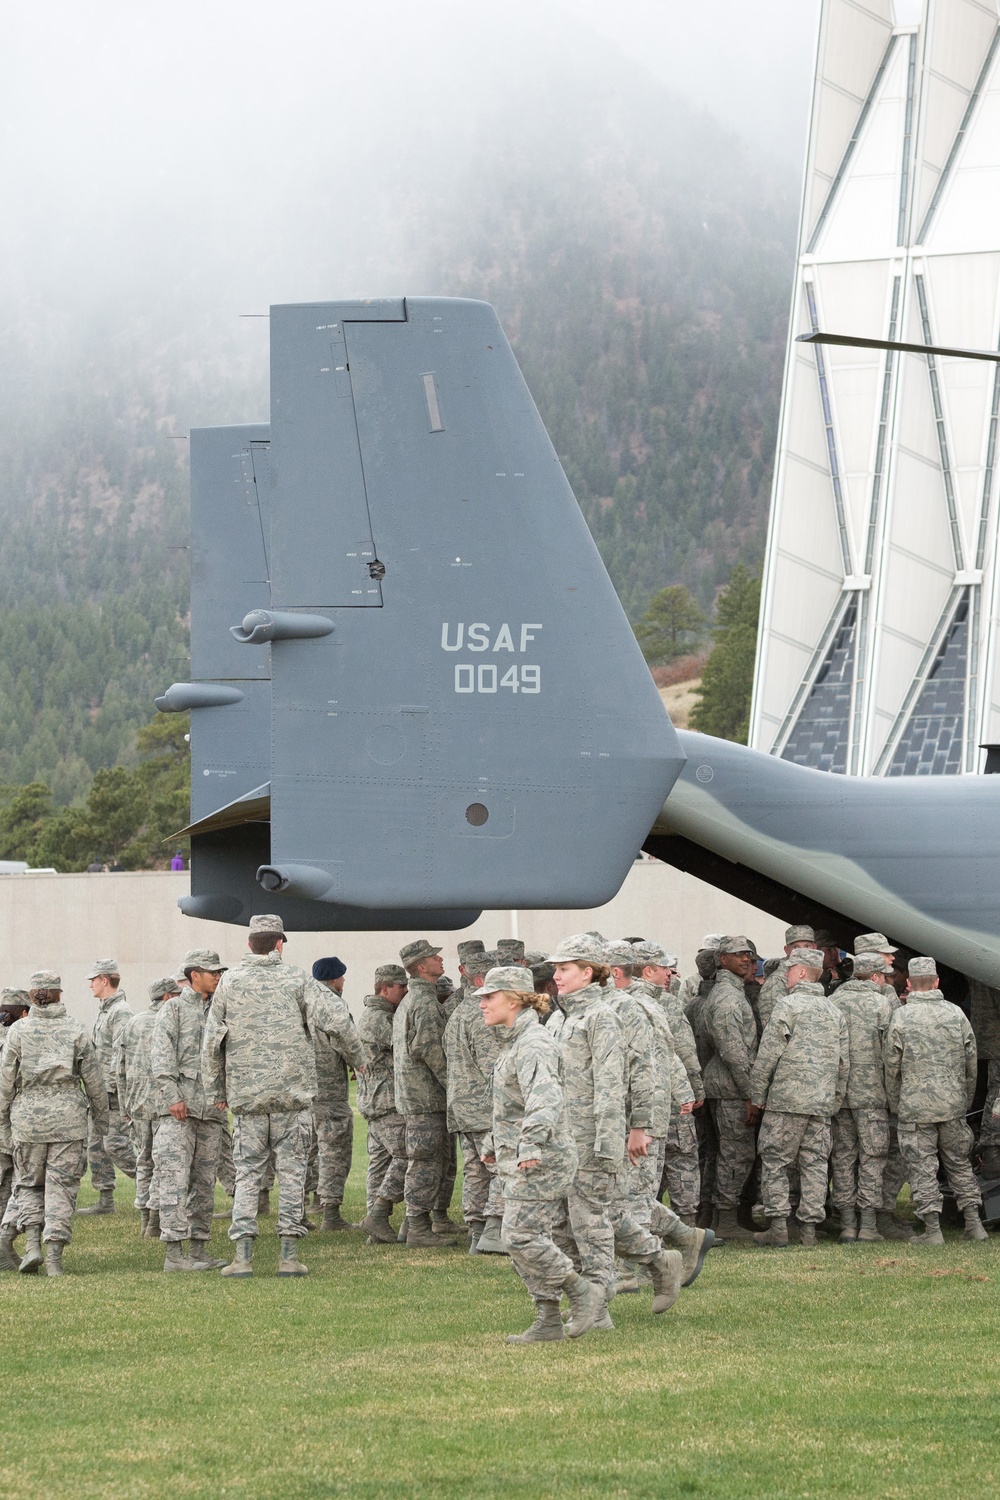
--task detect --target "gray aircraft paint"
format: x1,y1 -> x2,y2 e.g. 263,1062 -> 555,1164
653,732 -> 1000,985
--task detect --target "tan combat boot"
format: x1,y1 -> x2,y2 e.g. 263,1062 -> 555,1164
963,1206 -> 988,1241
475,1215 -> 507,1255
220,1236 -> 254,1277
46,1241 -> 65,1277
648,1249 -> 684,1313
143,1208 -> 161,1240
753,1216 -> 789,1247
506,1299 -> 566,1344
857,1208 -> 884,1241
19,1225 -> 44,1273
406,1211 -> 456,1248
0,1224 -> 20,1271
875,1210 -> 913,1241
361,1199 -> 399,1245
320,1204 -> 357,1232
716,1209 -> 756,1243
77,1188 -> 116,1216
910,1211 -> 945,1245
838,1209 -> 858,1242
277,1236 -> 309,1276
163,1240 -> 194,1272
561,1271 -> 604,1337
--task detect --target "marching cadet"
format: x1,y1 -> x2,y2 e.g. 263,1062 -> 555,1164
478,966 -> 604,1342
749,948 -> 849,1248
884,957 -> 985,1245
80,959 -> 136,1214
756,926 -> 817,1032
0,971 -> 108,1275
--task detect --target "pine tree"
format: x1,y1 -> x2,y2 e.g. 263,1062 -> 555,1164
634,585 -> 706,664
690,565 -> 761,742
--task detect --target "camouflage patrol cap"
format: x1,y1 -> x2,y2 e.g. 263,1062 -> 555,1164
249,914 -> 286,937
908,956 -> 938,977
853,952 -> 893,977
29,970 -> 61,989
603,940 -> 637,968
787,948 -> 824,970
374,963 -> 407,987
701,934 -> 724,950
399,938 -> 442,966
548,933 -> 608,965
182,948 -> 227,973
785,925 -> 815,945
525,950 -> 547,966
149,976 -> 181,1000
468,949 -> 500,977
531,960 -> 555,986
475,966 -> 537,996
630,940 -> 669,968
495,938 -> 526,962
456,940 -> 486,964
717,936 -> 753,955
662,951 -> 679,969
855,931 -> 897,955
585,930 -> 606,942
0,988 -> 30,1007
84,958 -> 120,980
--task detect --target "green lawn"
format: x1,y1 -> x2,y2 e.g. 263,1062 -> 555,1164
1,1131 -> 998,1500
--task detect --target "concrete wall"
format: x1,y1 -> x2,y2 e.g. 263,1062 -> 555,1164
4,862 -> 788,1027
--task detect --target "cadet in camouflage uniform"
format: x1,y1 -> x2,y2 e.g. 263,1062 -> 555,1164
756,926 -> 816,1033
829,952 -> 895,1241
477,967 -> 605,1342
700,937 -> 760,1242
310,956 -> 365,1231
749,948 -> 849,1247
496,938 -> 527,967
852,932 -> 912,1233
203,915 -> 362,1277
885,957 -> 985,1244
609,942 -> 712,1294
357,964 -> 409,1243
0,990 -> 31,1227
393,939 -> 458,1248
433,968 -> 462,1235
151,950 -> 229,1272
444,946 -> 506,1254
115,975 -> 180,1238
632,941 -> 705,1222
0,971 -> 109,1275
969,978 -> 1000,1177
80,958 -> 136,1213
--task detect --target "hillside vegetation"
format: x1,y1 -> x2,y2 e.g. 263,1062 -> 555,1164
0,60 -> 792,855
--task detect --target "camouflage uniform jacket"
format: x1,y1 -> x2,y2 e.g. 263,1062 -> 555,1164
605,987 -> 655,1133
657,986 -> 705,1103
114,996 -> 166,1121
969,980 -> 1000,1061
884,992 -> 977,1124
0,1003 -> 109,1148
627,984 -> 674,1135
756,963 -> 789,1032
488,1007 -> 577,1200
393,978 -> 449,1116
750,981 -> 849,1116
831,979 -> 894,1110
547,983 -> 625,1170
443,991 -> 501,1134
314,999 -> 364,1119
356,995 -> 399,1120
675,973 -> 701,1014
151,988 -> 219,1120
701,970 -> 759,1101
202,953 -> 353,1115
93,990 -> 134,1099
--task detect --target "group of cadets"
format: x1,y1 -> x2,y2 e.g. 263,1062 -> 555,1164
0,915 -> 992,1341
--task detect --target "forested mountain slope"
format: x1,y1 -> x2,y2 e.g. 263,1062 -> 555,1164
0,55 -> 795,809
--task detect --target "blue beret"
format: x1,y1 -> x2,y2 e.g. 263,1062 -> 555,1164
312,957 -> 347,981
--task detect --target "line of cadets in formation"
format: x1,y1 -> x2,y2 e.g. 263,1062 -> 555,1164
0,919 -> 988,1341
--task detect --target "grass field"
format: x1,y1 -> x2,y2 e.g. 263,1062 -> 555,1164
2,1136 -> 999,1500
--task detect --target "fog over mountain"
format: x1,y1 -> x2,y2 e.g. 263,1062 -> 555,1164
0,0 -> 807,799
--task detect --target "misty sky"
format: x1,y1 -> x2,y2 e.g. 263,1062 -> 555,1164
1,0 -> 819,355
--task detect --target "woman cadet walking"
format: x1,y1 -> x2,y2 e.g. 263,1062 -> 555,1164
478,966 -> 605,1343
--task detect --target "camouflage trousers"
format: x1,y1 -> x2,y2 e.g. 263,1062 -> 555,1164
215,1114 -> 237,1197
980,1060 -> 1000,1149
899,1117 -> 981,1216
12,1139 -> 87,1244
759,1111 -> 832,1223
644,1138 -> 685,1240
365,1112 -> 407,1209
436,1131 -> 458,1214
695,1104 -> 718,1207
609,1152 -> 669,1263
459,1131 -> 504,1224
88,1105 -> 136,1191
552,1165 -> 616,1295
315,1107 -> 353,1206
830,1107 -> 889,1212
403,1111 -> 449,1214
710,1099 -> 756,1210
662,1112 -> 701,1216
0,1148 -> 12,1223
156,1114 -> 222,1242
132,1121 -> 158,1210
502,1196 -> 574,1300
230,1109 -> 312,1241
881,1122 -> 908,1212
